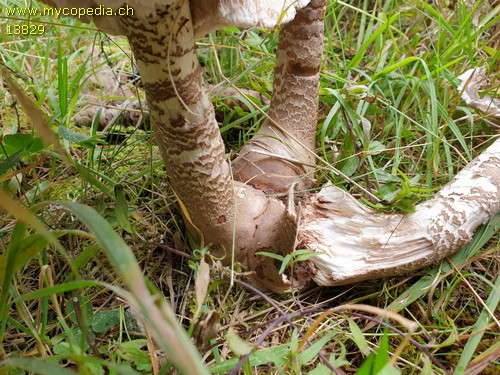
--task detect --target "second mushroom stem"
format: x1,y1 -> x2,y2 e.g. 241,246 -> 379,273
233,0 -> 326,194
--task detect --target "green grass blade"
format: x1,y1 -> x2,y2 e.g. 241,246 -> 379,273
55,201 -> 209,375
57,41 -> 68,119
0,357 -> 75,375
348,13 -> 399,70
14,280 -> 103,302
0,222 -> 26,344
453,274 -> 500,374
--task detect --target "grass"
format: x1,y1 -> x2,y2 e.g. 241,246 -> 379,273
0,0 -> 499,374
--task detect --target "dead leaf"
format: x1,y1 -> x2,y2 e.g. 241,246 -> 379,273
226,327 -> 255,356
194,257 -> 210,319
193,310 -> 220,346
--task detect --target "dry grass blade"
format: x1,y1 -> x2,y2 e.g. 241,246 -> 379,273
463,342 -> 500,375
0,62 -> 68,164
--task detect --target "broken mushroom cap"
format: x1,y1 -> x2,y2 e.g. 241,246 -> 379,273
191,0 -> 311,35
41,0 -> 310,36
